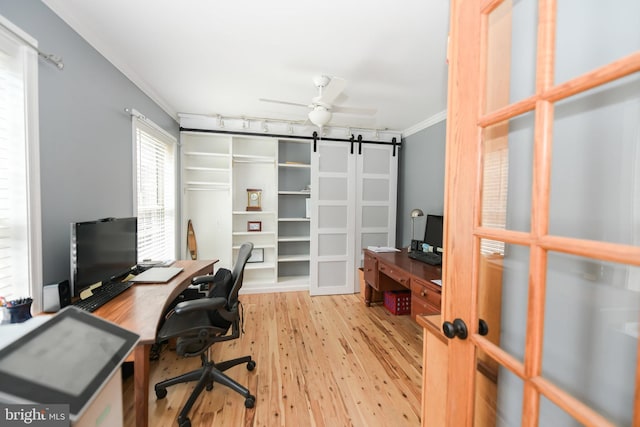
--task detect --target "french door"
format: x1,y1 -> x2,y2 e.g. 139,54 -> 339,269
443,0 -> 640,425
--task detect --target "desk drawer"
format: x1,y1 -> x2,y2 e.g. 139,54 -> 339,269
378,261 -> 410,288
411,278 -> 442,310
412,294 -> 440,319
363,253 -> 378,287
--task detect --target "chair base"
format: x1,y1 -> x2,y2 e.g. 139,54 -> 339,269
155,354 -> 256,426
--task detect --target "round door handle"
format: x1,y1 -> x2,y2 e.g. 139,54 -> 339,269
442,318 -> 468,340
479,319 -> 489,336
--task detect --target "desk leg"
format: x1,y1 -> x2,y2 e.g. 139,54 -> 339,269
134,344 -> 150,427
364,283 -> 372,307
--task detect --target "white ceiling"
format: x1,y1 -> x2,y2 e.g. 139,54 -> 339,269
43,0 -> 450,133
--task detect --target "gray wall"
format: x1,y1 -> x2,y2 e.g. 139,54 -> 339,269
396,121 -> 446,249
0,0 -> 179,285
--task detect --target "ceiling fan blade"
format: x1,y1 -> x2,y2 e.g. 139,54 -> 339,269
332,105 -> 377,116
259,98 -> 309,108
317,76 -> 346,105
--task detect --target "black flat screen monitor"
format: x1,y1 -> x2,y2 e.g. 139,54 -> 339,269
70,217 -> 137,297
423,214 -> 444,252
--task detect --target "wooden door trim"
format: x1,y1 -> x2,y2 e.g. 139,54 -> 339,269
442,0 -> 482,424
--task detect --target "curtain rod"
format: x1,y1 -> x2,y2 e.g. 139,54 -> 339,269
179,127 -> 401,156
0,20 -> 64,70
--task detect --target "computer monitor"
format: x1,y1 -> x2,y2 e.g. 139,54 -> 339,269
70,217 -> 138,297
423,214 -> 444,252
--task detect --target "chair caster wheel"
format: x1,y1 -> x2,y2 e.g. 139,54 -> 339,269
178,417 -> 191,427
247,360 -> 256,371
245,395 -> 256,408
155,386 -> 167,399
206,382 -> 213,391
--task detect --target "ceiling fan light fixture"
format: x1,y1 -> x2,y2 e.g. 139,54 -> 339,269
308,106 -> 331,127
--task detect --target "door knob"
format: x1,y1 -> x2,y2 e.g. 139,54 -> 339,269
479,319 -> 489,336
442,318 -> 468,339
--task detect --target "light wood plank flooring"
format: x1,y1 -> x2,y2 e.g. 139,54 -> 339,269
123,291 -> 423,426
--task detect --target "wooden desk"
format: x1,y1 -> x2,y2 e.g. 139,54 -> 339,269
93,259 -> 216,427
363,249 -> 442,319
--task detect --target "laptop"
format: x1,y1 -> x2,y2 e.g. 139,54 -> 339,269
131,266 -> 183,283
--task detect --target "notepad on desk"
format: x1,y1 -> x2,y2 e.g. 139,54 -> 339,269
131,267 -> 183,283
367,246 -> 400,253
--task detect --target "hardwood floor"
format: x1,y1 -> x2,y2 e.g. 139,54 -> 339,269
122,291 -> 423,426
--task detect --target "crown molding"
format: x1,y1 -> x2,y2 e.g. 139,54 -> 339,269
402,110 -> 447,138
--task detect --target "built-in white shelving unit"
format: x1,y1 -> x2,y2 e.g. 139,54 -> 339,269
277,139 -> 312,289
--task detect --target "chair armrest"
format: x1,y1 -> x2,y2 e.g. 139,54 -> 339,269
174,297 -> 227,315
191,274 -> 215,286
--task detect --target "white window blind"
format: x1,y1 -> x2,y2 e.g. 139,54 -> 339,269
481,142 -> 508,256
0,17 -> 42,308
134,115 -> 176,262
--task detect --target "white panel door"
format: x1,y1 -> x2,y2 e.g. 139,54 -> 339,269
309,141 -> 356,295
354,144 -> 398,289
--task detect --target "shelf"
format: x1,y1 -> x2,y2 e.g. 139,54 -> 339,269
185,181 -> 230,188
232,154 -> 275,163
232,211 -> 276,215
278,162 -> 311,169
278,236 -> 310,242
185,166 -> 229,172
278,217 -> 310,222
232,231 -> 276,236
278,254 -> 310,262
183,151 -> 230,157
233,244 -> 276,250
184,183 -> 230,191
245,262 -> 276,270
278,191 -> 311,195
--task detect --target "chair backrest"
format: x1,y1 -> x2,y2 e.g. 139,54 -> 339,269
228,242 -> 253,305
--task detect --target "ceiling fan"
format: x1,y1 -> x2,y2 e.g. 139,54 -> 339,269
259,75 -> 376,128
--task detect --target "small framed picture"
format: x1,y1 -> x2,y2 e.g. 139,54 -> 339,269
247,221 -> 262,232
247,248 -> 264,263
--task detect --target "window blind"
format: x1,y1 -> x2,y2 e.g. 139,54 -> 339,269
134,117 -> 176,262
481,143 -> 508,255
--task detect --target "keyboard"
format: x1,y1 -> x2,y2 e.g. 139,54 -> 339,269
73,281 -> 133,312
409,251 -> 442,265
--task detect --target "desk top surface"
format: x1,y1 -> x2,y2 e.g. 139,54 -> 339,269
365,249 -> 442,281
93,259 -> 216,344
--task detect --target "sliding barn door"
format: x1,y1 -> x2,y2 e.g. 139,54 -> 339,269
309,140 -> 356,295
443,0 -> 640,425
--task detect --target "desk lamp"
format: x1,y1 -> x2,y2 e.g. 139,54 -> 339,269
410,208 -> 424,240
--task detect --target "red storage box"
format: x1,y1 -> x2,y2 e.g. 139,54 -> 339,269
383,291 -> 411,315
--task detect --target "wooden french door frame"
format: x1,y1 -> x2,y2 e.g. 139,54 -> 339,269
443,0 -> 640,426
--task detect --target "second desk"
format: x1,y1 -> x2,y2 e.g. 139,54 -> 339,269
363,249 -> 442,319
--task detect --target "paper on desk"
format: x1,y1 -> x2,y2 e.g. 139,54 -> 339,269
431,279 -> 442,287
367,246 -> 400,253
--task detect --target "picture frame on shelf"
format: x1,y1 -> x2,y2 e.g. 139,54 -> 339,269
247,248 -> 264,263
247,221 -> 262,232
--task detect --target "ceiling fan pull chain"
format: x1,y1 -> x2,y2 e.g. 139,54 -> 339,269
312,131 -> 318,152
349,134 -> 355,154
357,135 -> 363,155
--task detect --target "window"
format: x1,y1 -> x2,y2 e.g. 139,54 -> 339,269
133,113 -> 176,262
0,17 -> 42,309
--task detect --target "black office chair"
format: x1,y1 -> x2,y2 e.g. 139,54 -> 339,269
154,242 -> 256,427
